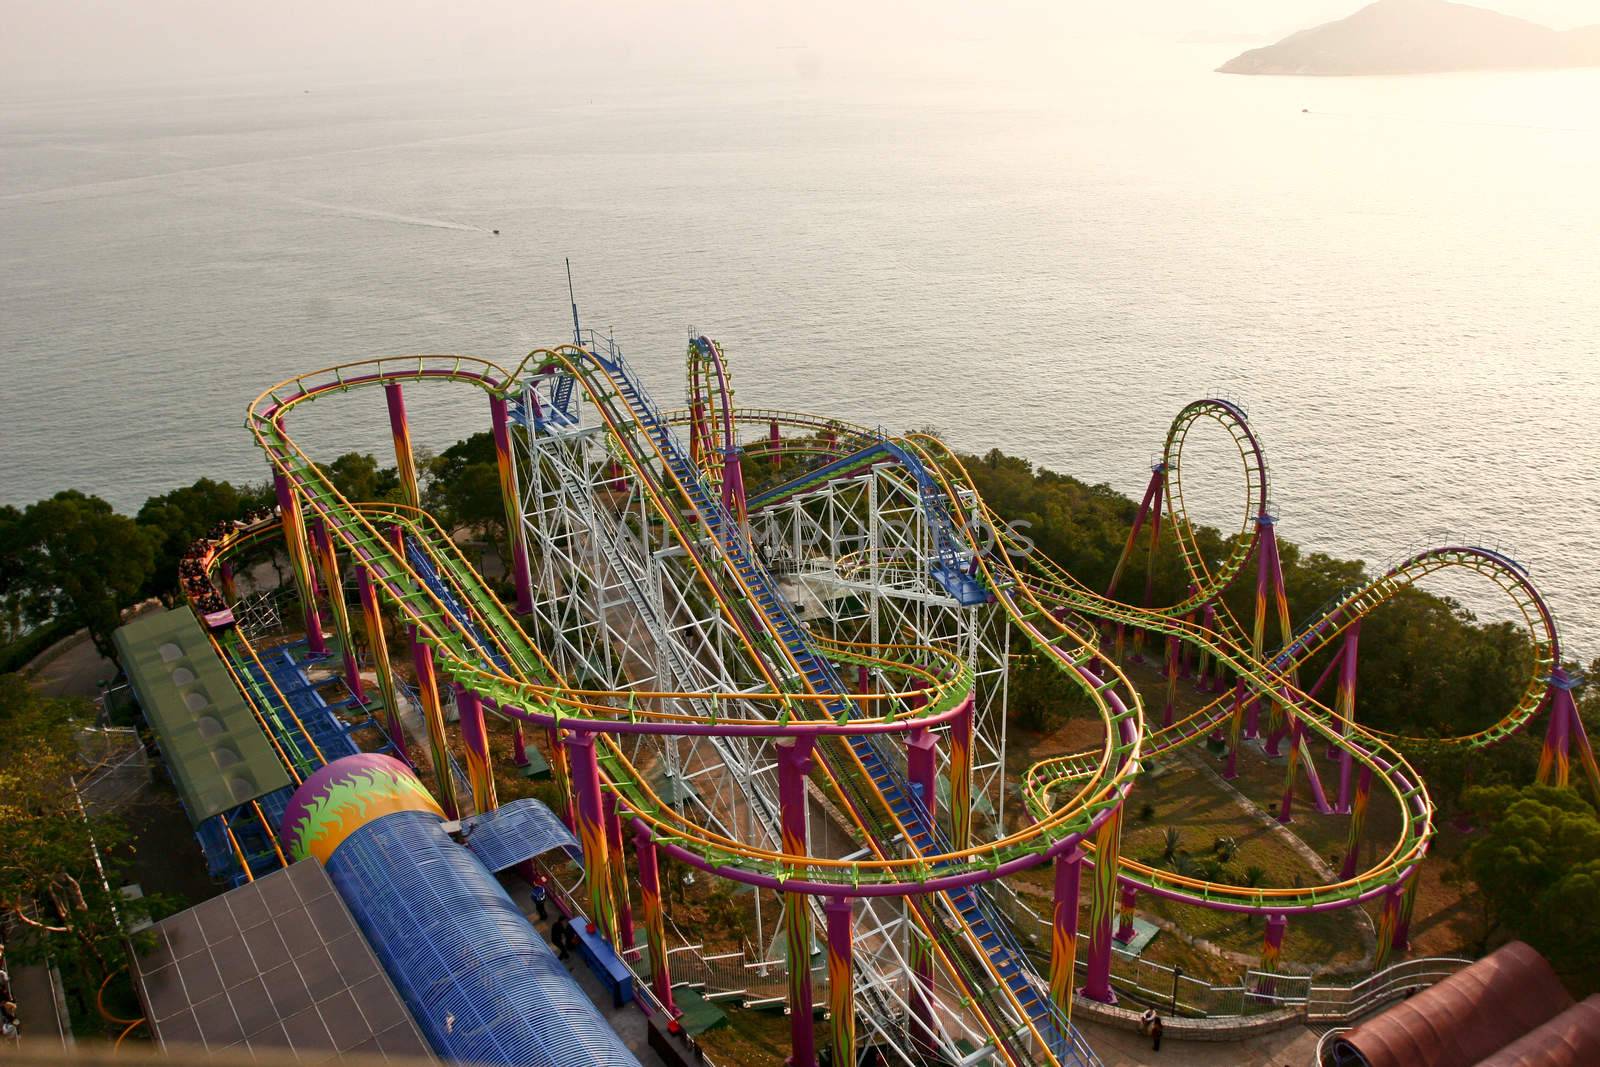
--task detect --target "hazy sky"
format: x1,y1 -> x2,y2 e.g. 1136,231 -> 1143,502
2,1 -> 1597,91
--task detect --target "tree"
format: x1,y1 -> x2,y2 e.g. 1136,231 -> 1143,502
135,477 -> 270,598
424,432 -> 506,540
319,452 -> 401,503
20,492 -> 155,659
1460,783 -> 1600,989
0,675 -> 163,980
0,503 -> 47,644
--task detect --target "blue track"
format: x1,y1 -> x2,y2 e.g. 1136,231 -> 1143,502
596,348 -> 1093,1066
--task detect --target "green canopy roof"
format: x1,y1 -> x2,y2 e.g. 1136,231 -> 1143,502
113,609 -> 289,824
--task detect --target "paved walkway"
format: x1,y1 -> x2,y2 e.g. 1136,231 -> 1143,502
1077,1017 -> 1321,1066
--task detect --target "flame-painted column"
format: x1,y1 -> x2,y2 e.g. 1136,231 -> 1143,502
778,736 -> 817,1067
385,381 -> 421,511
1161,633 -> 1180,729
1049,845 -> 1084,1018
906,726 -> 937,822
769,418 -> 782,468
1258,516 -> 1297,748
490,394 -> 535,615
824,897 -> 854,1067
603,791 -> 635,953
1132,467 -> 1166,664
408,637 -> 458,819
1106,465 -> 1166,667
1373,883 -> 1404,971
547,727 -> 574,830
219,561 -> 237,602
273,471 -> 328,656
355,564 -> 406,761
1341,763 -> 1375,880
1258,913 -> 1287,998
1278,709 -> 1303,824
1224,679 -> 1250,779
723,445 -> 748,533
1115,882 -> 1137,943
1334,622 -> 1362,812
949,700 -> 974,851
1082,805 -> 1123,1003
1538,667 -> 1580,787
632,820 -> 677,1015
1196,603 -> 1217,693
1393,870 -> 1419,954
454,685 -> 497,814
310,521 -> 366,700
565,730 -> 619,946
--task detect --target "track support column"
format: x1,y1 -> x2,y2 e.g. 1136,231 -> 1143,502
1393,871 -> 1419,954
454,685 -> 497,815
777,736 -> 817,1067
1278,711 -> 1303,824
1161,633 -> 1180,728
547,726 -> 574,830
632,821 -> 677,1015
385,381 -> 421,511
490,394 -> 535,615
1115,882 -> 1137,943
1224,679 -> 1249,779
1257,913 -> 1287,999
824,896 -> 854,1067
950,699 -> 974,851
1341,763 -> 1375,880
565,730 -> 619,946
408,638 -> 458,819
1538,667 -> 1580,787
310,521 -> 365,700
273,471 -> 327,657
355,563 -> 406,761
1373,883 -> 1405,970
1083,805 -> 1123,1003
603,792 -> 635,953
1334,622 -> 1362,811
1050,846 -> 1084,1018
906,725 -> 937,822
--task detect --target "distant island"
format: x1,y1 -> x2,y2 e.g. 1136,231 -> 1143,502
1219,0 -> 1600,76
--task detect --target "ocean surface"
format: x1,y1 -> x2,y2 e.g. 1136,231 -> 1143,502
4,45 -> 1598,654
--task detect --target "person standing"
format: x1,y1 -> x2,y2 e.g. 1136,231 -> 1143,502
530,878 -> 549,922
1150,1015 -> 1164,1052
550,916 -> 572,961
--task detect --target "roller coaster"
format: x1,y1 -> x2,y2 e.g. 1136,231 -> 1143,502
179,323 -> 1597,1067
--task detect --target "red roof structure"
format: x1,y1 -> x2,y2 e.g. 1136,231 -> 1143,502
1330,941 -> 1597,1067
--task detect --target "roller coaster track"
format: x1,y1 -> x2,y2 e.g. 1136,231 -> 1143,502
216,336 -> 1585,1065
241,351 -> 1147,1066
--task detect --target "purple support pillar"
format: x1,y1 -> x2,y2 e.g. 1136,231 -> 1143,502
1538,668 -> 1579,788
1082,805 -> 1123,1004
355,564 -> 406,762
385,381 -> 421,511
633,821 -> 677,1015
1341,763 -> 1375,880
906,726 -> 937,823
489,394 -> 535,615
603,792 -> 635,954
455,685 -> 497,814
778,736 -> 817,1067
769,418 -> 782,468
219,561 -> 237,602
274,471 -> 327,657
1224,679 -> 1249,780
1335,622 -> 1362,812
565,731 -> 619,946
310,520 -> 365,700
1257,913 -> 1287,998
1115,882 -> 1137,943
408,638 -> 457,819
824,897 -> 854,1067
1049,846 -> 1083,1017
1278,713 -> 1303,824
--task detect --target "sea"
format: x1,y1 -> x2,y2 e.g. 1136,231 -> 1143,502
4,44 -> 1598,655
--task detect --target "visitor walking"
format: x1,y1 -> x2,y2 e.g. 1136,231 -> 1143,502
550,916 -> 572,961
1139,1007 -> 1157,1036
1150,1015 -> 1164,1052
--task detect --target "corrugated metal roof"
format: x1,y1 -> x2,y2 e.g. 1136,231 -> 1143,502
113,608 -> 289,823
460,797 -> 579,873
1476,995 -> 1600,1067
1336,941 -> 1575,1067
327,808 -> 641,1067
